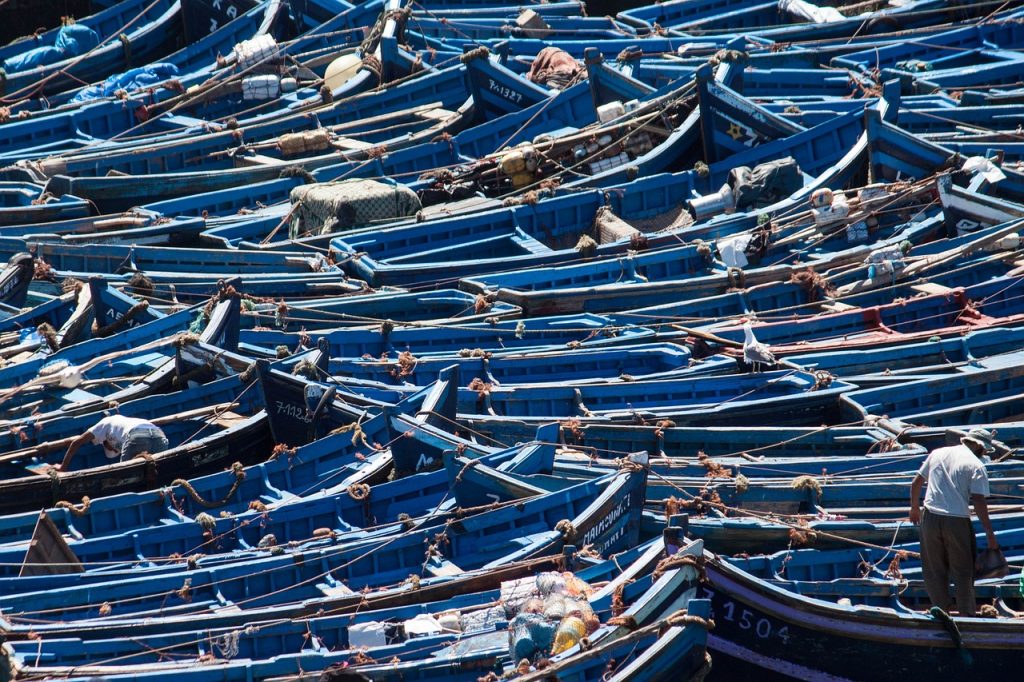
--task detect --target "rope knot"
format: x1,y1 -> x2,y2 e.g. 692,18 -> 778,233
55,496 -> 91,516
329,420 -> 370,448
652,553 -> 706,582
91,300 -> 149,338
454,458 -> 479,484
195,512 -> 217,531
665,609 -> 715,630
173,332 -> 201,348
460,46 -> 490,63
467,377 -> 492,399
291,358 -> 319,380
607,614 -> 639,630
811,370 -> 835,390
170,461 -> 246,509
347,483 -> 371,500
791,475 -> 823,496
269,443 -> 297,461
788,526 -> 817,548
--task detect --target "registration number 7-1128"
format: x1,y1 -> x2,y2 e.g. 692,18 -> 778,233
697,586 -> 791,644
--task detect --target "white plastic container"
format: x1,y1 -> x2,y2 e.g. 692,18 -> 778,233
348,621 -> 388,648
242,75 -> 280,100
234,34 -> 278,70
597,101 -> 626,123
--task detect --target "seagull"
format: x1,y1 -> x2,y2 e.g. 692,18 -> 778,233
742,322 -> 775,371
37,361 -> 85,389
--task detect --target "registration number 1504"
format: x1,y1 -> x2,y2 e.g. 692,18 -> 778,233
697,586 -> 791,644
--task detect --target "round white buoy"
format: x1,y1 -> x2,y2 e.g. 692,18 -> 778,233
324,53 -> 363,92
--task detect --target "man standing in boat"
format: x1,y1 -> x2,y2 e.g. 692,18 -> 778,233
909,428 -> 999,617
54,414 -> 169,471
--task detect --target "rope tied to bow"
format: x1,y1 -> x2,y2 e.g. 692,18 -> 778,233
329,420 -> 370,448
789,268 -> 835,301
55,496 -> 91,516
172,332 -> 201,348
454,458 -> 479,483
727,266 -> 746,290
36,322 -> 59,352
665,609 -> 715,630
238,362 -> 257,383
791,475 -> 823,496
614,457 -> 646,473
555,519 -> 577,544
460,46 -> 490,63
91,300 -> 149,338
47,467 -> 61,503
652,553 -> 706,583
607,614 -> 638,630
268,443 -> 296,461
171,462 -> 246,509
811,370 -> 835,390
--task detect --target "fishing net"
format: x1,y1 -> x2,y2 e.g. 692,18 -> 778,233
289,180 -> 421,238
593,207 -> 641,244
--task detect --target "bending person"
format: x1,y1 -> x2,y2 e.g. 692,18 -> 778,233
57,414 -> 169,471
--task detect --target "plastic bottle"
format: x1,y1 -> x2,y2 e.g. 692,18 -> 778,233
551,616 -> 587,655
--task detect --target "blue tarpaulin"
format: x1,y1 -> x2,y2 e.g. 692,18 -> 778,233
70,63 -> 179,103
2,23 -> 100,73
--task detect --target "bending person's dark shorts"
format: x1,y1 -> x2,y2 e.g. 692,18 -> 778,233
120,425 -> 169,461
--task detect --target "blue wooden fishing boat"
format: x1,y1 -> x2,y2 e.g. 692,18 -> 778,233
447,369 -> 854,425
833,13 -> 1024,94
0,380 -> 268,515
324,342 -> 727,386
618,0 -> 989,39
670,526 -> 1024,679
237,288 -> 521,330
636,469 -> 1024,519
787,325 -> 1024,385
693,273 -> 1024,359
0,0 -> 182,98
0,467 -> 646,620
239,312 -> 655,359
0,182 -> 90,224
23,240 -> 331,275
731,523 -> 1024,589
0,253 -> 35,311
686,505 -> 1024,555
346,554 -> 710,682
407,0 -> 996,57
0,373 -> 413,546
0,432 -> 554,577
3,540 -> 708,681
840,359 -> 1024,427
0,0 -> 286,152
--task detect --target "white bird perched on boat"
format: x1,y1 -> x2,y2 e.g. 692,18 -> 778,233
742,322 -> 775,371
37,360 -> 85,389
